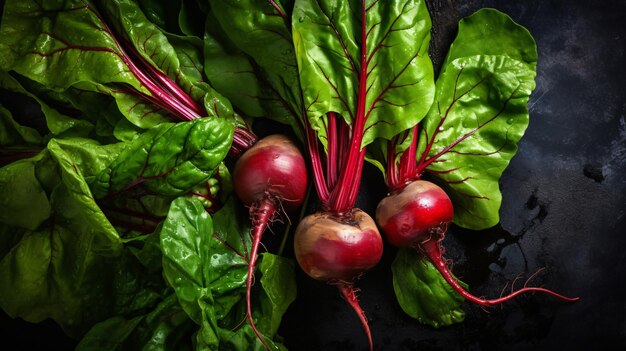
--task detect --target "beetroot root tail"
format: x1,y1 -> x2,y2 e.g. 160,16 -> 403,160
337,282 -> 373,351
419,239 -> 580,307
246,199 -> 277,350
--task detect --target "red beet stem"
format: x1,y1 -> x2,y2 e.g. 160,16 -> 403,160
337,281 -> 373,351
419,239 -> 580,306
246,199 -> 277,351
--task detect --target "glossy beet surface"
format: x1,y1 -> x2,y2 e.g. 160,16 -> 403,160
233,134 -> 307,212
294,209 -> 383,282
376,180 -> 454,247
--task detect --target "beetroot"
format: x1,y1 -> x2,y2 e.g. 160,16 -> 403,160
376,179 -> 579,307
233,134 -> 308,348
295,209 -> 383,282
294,209 -> 383,350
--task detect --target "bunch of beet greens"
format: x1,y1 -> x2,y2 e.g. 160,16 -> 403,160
0,0 -> 577,350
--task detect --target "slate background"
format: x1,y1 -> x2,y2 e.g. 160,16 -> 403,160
1,0 -> 625,350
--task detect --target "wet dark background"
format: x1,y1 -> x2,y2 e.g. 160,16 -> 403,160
1,0 -> 625,350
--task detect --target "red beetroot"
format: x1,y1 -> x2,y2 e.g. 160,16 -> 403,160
376,179 -> 579,307
233,134 -> 308,348
295,209 -> 383,282
294,209 -> 383,350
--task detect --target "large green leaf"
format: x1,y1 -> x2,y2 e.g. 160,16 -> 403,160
292,0 -> 434,146
0,0 -> 234,129
207,0 -> 305,136
0,0 -> 169,128
391,249 -> 465,328
416,55 -> 536,229
442,8 -> 537,70
93,117 -> 233,198
0,139 -> 165,337
203,12 -> 265,119
96,0 -> 234,119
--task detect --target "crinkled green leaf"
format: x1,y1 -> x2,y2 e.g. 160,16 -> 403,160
45,137 -> 125,251
391,248 -> 465,328
76,294 -> 193,351
0,140 -> 165,337
1,71 -> 94,138
207,0 -> 304,137
160,197 -> 247,325
160,197 -> 291,350
0,156 -> 50,230
0,104 -> 43,145
292,0 -> 434,146
416,55 -> 536,229
93,118 -> 233,198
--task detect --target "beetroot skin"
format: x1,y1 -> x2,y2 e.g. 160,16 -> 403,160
294,209 -> 383,282
233,134 -> 308,212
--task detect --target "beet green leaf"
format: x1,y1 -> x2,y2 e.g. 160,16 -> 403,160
392,249 -> 466,328
0,138 -> 165,338
292,0 -> 434,147
160,197 -> 294,350
93,117 -> 233,198
0,0 -> 234,129
207,0 -> 305,137
415,8 -> 538,230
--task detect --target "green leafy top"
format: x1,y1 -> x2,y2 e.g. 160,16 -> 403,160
292,0 -> 434,147
0,0 -> 234,129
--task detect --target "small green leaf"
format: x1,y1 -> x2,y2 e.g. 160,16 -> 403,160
255,253 -> 297,337
0,157 -> 50,230
391,249 -> 465,328
160,197 -> 247,325
0,104 -> 43,145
